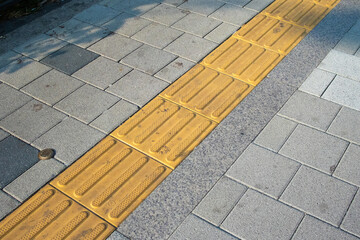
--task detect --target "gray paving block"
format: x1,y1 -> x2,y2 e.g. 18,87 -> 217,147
244,0 -> 274,11
0,100 -> 66,143
178,0 -> 224,16
280,166 -> 357,226
279,91 -> 341,131
101,0 -> 159,16
0,136 -> 39,188
172,13 -> 221,37
162,0 -> 187,6
0,51 -> 21,69
0,190 -> 19,220
322,75 -> 360,111
348,19 -> 360,36
204,22 -> 239,43
334,144 -> 360,186
132,23 -> 183,49
121,45 -> 176,75
0,129 -> 9,142
107,231 -> 129,240
21,69 -> 83,106
334,33 -> 360,55
90,100 -> 139,133
280,125 -> 348,174
219,0 -> 250,7
209,4 -> 257,26
55,84 -> 119,124
41,44 -> 99,75
107,70 -> 168,106
164,33 -> 217,62
0,57 -> 51,89
0,84 -> 31,120
32,117 -> 105,165
299,68 -> 336,97
73,4 -> 119,26
13,34 -> 67,61
254,115 -> 297,152
293,215 -> 359,240
47,18 -> 110,48
4,159 -> 65,202
341,191 -> 360,237
221,189 -> 303,240
193,176 -> 247,226
141,4 -> 187,26
154,57 -> 195,83
73,57 -> 132,90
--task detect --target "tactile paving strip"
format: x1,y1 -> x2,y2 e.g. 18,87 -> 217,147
312,0 -> 340,7
50,136 -> 171,226
0,185 -> 115,240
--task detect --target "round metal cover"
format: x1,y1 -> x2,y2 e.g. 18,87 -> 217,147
38,148 -> 55,160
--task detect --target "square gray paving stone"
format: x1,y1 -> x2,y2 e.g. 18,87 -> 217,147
299,68 -> 336,97
293,215 -> 359,240
0,56 -> 51,89
0,100 -> 66,143
0,136 -> 39,188
21,69 -> 84,106
107,231 -> 129,240
170,214 -> 237,240
90,100 -> 139,134
88,33 -> 143,61
244,0 -> 274,11
193,176 -> 247,226
107,70 -> 168,106
204,22 -> 239,43
178,0 -> 225,16
279,124 -> 348,174
73,56 -> 132,90
254,115 -> 297,152
0,51 -> 21,69
334,144 -> 360,187
221,189 -> 303,240
47,18 -> 110,48
73,4 -> 120,26
172,13 -> 221,37
280,166 -> 357,226
54,84 -> 119,124
0,190 -> 19,221
341,191 -> 360,237
132,23 -> 183,49
41,44 -> 99,75
334,33 -> 360,55
154,57 -> 195,83
0,84 -> 31,120
219,0 -> 250,7
121,44 -> 176,75
32,117 -> 105,165
13,34 -> 67,61
162,0 -> 187,7
141,4 -> 187,26
4,159 -> 65,202
0,129 -> 9,142
101,0 -> 159,16
164,33 -> 217,62
279,91 -> 341,131
209,4 -> 257,26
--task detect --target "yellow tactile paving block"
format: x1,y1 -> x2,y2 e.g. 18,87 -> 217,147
312,0 -> 340,8
233,14 -> 308,55
160,65 -> 253,123
201,37 -> 283,86
0,185 -> 114,240
51,136 -> 171,226
111,97 -> 217,169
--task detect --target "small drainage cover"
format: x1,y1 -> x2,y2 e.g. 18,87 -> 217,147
38,148 -> 55,160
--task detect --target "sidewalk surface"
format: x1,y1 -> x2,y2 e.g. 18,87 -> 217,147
0,0 -> 360,239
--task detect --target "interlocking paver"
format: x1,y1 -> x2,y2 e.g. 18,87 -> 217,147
280,166 -> 357,226
132,23 -> 183,49
0,191 -> 19,220
204,22 -> 239,43
0,51 -> 21,68
41,44 -> 99,75
121,44 -> 176,75
0,129 -> 8,142
101,0 -> 159,15
221,189 -> 303,240
341,191 -> 360,237
32,117 -> 105,165
334,144 -> 360,186
334,33 -> 360,55
279,125 -> 348,174
299,68 -> 336,97
279,91 -> 341,131
193,176 -> 246,226
107,231 -> 129,240
0,84 -> 31,120
141,4 -> 187,26
178,0 -> 224,16
0,100 -> 65,143
244,0 -> 274,11
73,56 -> 132,90
107,70 -> 168,106
164,33 -> 217,62
254,115 -> 297,152
209,4 -> 257,26
172,13 -> 221,37
0,57 -> 50,89
3,159 -> 64,202
154,57 -> 195,83
73,4 -> 119,26
219,0 -> 250,7
55,84 -> 119,124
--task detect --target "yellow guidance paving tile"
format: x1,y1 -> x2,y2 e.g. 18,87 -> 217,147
0,185 -> 114,240
312,0 -> 340,8
111,97 -> 217,169
51,136 -> 171,226
160,65 -> 253,123
201,37 -> 283,86
233,14 -> 308,55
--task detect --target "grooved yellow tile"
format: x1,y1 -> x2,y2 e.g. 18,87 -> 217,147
263,0 -> 331,30
160,65 -> 253,123
0,185 -> 115,240
312,0 -> 340,8
233,14 -> 308,54
201,37 -> 283,86
111,97 -> 217,169
50,136 -> 171,226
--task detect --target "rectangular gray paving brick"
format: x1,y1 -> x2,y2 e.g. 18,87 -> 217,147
0,129 -> 9,142
141,4 -> 187,26
0,51 -> 21,69
0,84 -> 31,120
101,0 -> 159,16
0,190 -> 19,221
334,144 -> 360,187
280,166 -> 357,226
73,4 -> 119,26
334,33 -> 360,55
193,176 -> 247,226
178,0 -> 225,16
209,4 -> 257,26
107,231 -> 129,240
299,68 -> 336,97
341,191 -> 360,237
204,22 -> 239,44
244,0 -> 274,11
154,57 -> 195,83
219,0 -> 251,7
